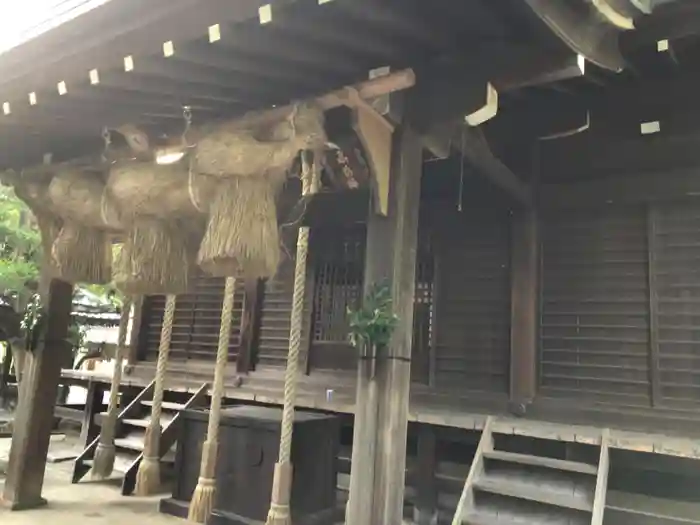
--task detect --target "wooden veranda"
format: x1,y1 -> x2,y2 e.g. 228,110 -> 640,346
2,1 -> 700,525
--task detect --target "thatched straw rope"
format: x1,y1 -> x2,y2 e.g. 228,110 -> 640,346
114,219 -> 191,296
194,103 -> 326,179
91,296 -> 133,479
187,276 -> 236,522
48,168 -> 122,231
135,293 -> 176,496
51,222 -> 112,284
108,160 -> 214,221
197,173 -> 286,279
265,151 -> 319,525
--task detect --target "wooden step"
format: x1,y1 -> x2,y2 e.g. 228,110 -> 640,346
483,450 -> 598,476
141,400 -> 186,411
84,450 -> 139,474
114,433 -> 146,452
122,414 -> 175,428
473,477 -> 594,512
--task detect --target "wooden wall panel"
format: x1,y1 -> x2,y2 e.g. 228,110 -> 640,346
431,205 -> 512,394
651,203 -> 700,409
540,207 -> 651,407
140,273 -> 245,362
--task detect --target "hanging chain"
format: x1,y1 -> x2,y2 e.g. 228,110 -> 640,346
458,124 -> 466,212
101,126 -> 112,163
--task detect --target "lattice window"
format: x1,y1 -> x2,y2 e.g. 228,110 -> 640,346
312,225 -> 366,342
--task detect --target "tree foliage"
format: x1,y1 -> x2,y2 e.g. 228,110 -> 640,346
0,186 -> 40,296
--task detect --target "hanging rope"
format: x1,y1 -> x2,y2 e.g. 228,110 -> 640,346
91,296 -> 133,479
265,151 -> 317,525
135,293 -> 176,496
187,276 -> 236,522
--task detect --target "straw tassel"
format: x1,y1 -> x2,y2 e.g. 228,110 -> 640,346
188,276 -> 236,523
265,151 -> 317,525
135,293 -> 176,496
91,296 -> 133,479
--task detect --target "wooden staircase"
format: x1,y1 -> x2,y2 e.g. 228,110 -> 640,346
72,380 -> 208,495
452,417 -> 610,525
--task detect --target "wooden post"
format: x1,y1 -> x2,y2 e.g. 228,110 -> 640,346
414,424 -> 438,525
509,208 -> 540,414
347,124 -> 423,525
237,278 -> 263,373
3,278 -> 73,510
126,296 -> 145,365
79,379 -> 104,447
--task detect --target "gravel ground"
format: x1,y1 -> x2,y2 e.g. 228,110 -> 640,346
0,434 -> 187,525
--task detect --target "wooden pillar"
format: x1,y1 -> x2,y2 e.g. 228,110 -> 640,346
414,424 -> 438,525
79,380 -> 104,447
509,208 -> 540,414
347,124 -> 423,525
3,278 -> 73,510
126,296 -> 145,364
238,278 -> 263,373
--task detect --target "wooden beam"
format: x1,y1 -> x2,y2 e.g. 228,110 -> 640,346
524,0 -> 627,71
424,120 -> 533,207
539,168 -> 700,208
413,51 -> 585,136
2,278 -> 73,510
509,209 -> 540,414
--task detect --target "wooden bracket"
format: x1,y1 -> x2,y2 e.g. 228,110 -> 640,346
347,87 -> 396,217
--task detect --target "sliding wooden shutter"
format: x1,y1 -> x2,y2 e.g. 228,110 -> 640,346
540,206 -> 651,407
650,203 -> 700,409
139,273 -> 245,362
431,204 -> 512,394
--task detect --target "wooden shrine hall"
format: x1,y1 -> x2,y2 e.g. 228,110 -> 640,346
2,1 -> 700,524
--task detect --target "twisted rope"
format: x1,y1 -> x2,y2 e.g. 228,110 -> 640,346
205,276 -> 236,443
266,151 -> 317,524
144,293 -> 176,458
91,296 -> 133,479
188,276 -> 236,523
99,297 -> 132,445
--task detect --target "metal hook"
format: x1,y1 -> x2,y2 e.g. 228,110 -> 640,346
101,127 -> 111,162
182,105 -> 192,146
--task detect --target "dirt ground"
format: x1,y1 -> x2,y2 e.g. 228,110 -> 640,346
0,435 -> 187,525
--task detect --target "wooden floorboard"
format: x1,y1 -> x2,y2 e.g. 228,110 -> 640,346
61,367 -> 700,460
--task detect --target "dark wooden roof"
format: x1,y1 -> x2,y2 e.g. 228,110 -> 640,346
0,0 -> 698,178
0,0 -> 575,169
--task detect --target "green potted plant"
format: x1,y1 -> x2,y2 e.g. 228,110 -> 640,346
347,281 -> 398,372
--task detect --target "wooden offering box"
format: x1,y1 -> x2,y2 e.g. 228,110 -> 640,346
160,405 -> 340,525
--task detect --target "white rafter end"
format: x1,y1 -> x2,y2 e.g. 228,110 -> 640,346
124,55 -> 134,72
259,4 -> 272,24
163,41 -> 175,57
640,121 -> 661,135
208,24 -> 221,43
465,83 -> 498,126
57,81 -> 67,95
28,92 -> 37,106
2,103 -> 10,115
89,69 -> 100,84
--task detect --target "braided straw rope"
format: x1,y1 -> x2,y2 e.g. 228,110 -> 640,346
188,276 -> 236,523
135,293 -> 176,496
91,296 -> 133,479
266,151 -> 316,525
